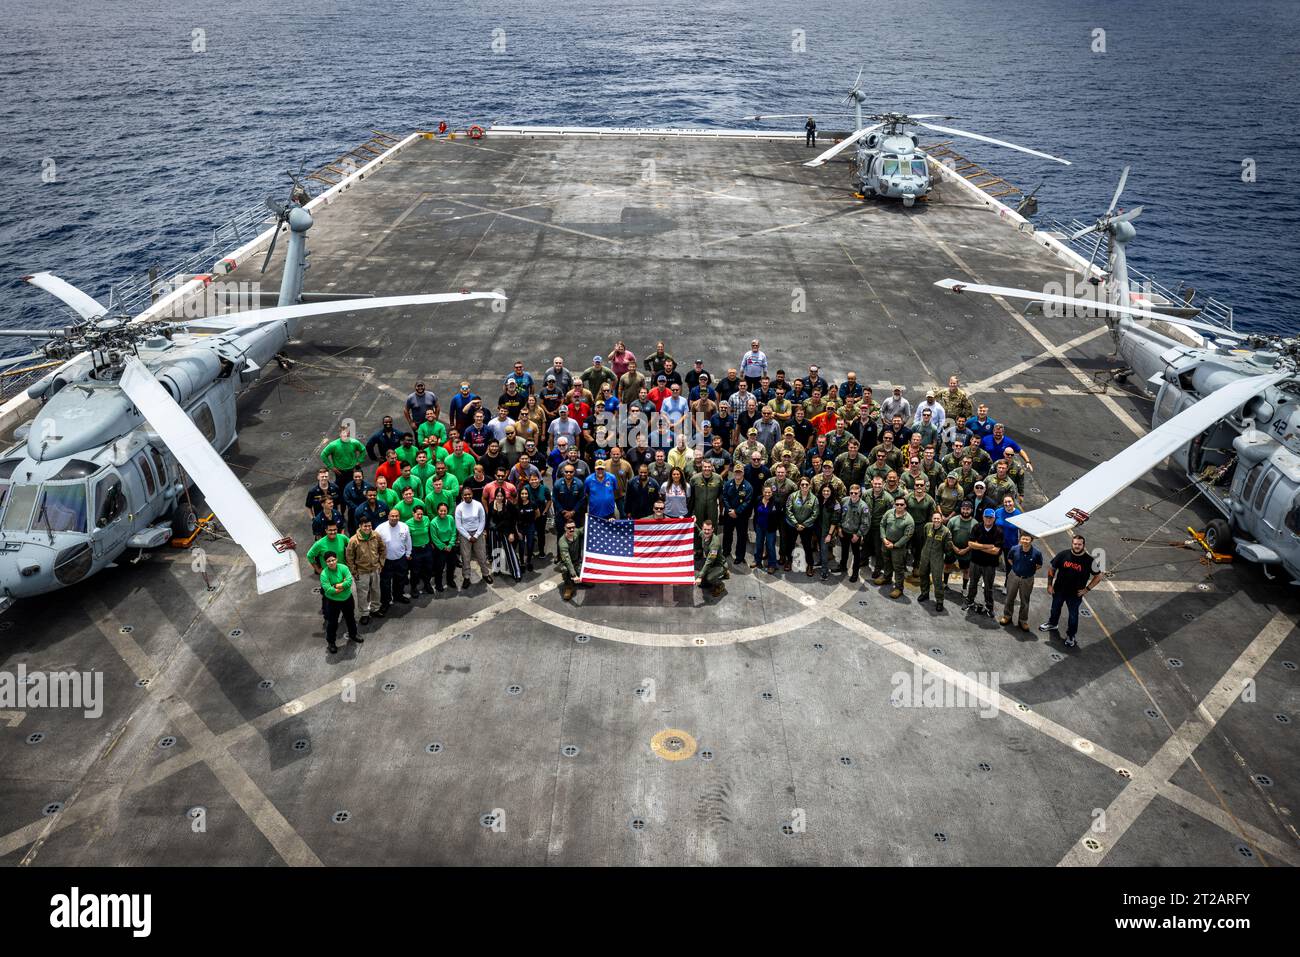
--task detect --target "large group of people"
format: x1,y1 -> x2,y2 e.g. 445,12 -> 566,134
302,337 -> 1102,654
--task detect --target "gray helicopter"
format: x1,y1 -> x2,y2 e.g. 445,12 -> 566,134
0,186 -> 503,608
935,167 -> 1299,582
772,71 -> 1071,206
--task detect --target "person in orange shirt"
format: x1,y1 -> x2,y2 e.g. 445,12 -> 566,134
647,372 -> 672,410
810,406 -> 838,436
375,449 -> 403,488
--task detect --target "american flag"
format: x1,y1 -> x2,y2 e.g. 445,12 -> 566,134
580,516 -> 696,584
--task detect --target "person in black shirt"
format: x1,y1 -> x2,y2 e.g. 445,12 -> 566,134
1039,534 -> 1104,647
790,404 -> 815,449
305,469 -> 339,518
964,509 -> 1003,616
805,116 -> 817,147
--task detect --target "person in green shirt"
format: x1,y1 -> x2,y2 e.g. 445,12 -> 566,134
306,522 -> 348,575
417,407 -> 448,451
877,496 -> 915,598
424,476 -> 458,519
321,427 -> 367,490
405,504 -> 434,596
395,488 -> 426,523
945,500 -> 977,596
374,476 -> 399,513
394,433 -> 421,470
784,477 -> 820,576
429,502 -> 459,592
696,519 -> 728,598
320,554 -> 358,653
444,441 -> 476,485
411,450 -> 437,492
904,479 -> 937,580
392,464 -> 421,500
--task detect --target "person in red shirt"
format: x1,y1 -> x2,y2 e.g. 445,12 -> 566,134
375,449 -> 403,488
647,373 -> 672,410
482,467 -> 519,505
565,385 -> 592,424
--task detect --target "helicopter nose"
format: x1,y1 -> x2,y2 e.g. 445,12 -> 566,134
0,545 -> 57,599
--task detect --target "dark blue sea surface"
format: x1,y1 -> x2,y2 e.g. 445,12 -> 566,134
1,0 -> 1296,336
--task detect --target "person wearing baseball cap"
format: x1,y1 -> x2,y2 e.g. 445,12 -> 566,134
686,357 -> 710,395
648,373 -> 672,411
585,457 -> 618,519
964,506 -> 1003,616
581,355 -> 616,399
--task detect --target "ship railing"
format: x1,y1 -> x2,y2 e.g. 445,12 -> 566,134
1040,216 -> 1235,332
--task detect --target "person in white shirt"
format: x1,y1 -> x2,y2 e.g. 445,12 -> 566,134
454,486 -> 493,587
740,339 -> 768,388
375,508 -> 413,609
484,408 -> 517,443
913,391 -> 946,430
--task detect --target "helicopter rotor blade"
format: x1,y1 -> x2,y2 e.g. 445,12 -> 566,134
932,278 -> 1247,340
118,357 -> 302,594
1107,165 -> 1130,215
160,291 -> 508,332
0,350 -> 49,371
1112,204 -> 1144,224
1070,222 -> 1101,241
916,122 -> 1071,165
260,216 -> 284,274
741,113 -> 853,121
21,273 -> 107,321
803,123 -> 883,168
1083,232 -> 1105,272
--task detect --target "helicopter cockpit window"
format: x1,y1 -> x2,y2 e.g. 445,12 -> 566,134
1286,493 -> 1300,535
0,484 -> 38,531
136,454 -> 156,497
52,459 -> 99,481
0,459 -> 20,481
34,483 -> 87,534
882,158 -> 901,177
1254,470 -> 1277,511
94,477 -> 125,528
910,160 -> 927,178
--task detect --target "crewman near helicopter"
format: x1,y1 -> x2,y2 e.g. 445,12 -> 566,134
805,117 -> 817,147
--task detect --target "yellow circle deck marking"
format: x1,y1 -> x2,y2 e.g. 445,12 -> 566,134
651,729 -> 697,761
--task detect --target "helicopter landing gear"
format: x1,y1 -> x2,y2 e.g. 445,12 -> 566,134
1203,518 -> 1233,552
275,353 -> 295,371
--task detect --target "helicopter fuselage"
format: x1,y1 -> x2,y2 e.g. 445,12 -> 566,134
0,317 -> 289,603
853,132 -> 933,206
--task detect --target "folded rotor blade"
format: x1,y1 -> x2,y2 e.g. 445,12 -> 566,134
161,291 -> 507,332
119,357 -> 301,593
1112,204 -> 1144,224
22,272 -> 107,320
803,124 -> 883,167
1107,165 -> 1130,215
916,123 -> 1071,165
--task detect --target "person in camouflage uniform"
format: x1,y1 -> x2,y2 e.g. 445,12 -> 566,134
811,460 -> 847,501
864,449 -> 895,487
696,519 -> 728,598
999,446 -> 1027,496
920,447 -> 945,493
877,496 -> 915,598
917,511 -> 954,609
556,519 -> 585,601
834,439 -> 869,490
937,375 -> 975,423
985,459 -> 1019,511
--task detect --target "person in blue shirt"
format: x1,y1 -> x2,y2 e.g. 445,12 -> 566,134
584,460 -> 618,520
980,423 -> 1034,477
449,381 -> 483,432
341,470 -> 373,534
1000,531 -> 1043,630
720,463 -> 755,563
506,360 -> 535,395
552,463 -> 587,555
967,404 -> 998,443
993,493 -> 1025,594
366,415 -> 407,462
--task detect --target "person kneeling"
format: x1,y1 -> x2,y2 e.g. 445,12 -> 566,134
697,519 -> 727,598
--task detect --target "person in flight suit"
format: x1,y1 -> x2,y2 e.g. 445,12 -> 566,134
697,520 -> 728,598
916,511 -> 954,610
877,497 -> 915,599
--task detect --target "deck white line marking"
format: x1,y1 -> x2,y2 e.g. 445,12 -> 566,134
0,710 -> 25,727
1057,612 -> 1296,866
450,199 -> 623,245
1103,579 -> 1217,593
965,326 -> 1110,393
913,218 -> 1147,438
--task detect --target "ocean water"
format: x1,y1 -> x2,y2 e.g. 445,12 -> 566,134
0,0 -> 1296,338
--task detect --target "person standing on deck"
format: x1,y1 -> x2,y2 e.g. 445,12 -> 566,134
805,117 -> 817,147
345,518 -> 385,625
320,554 -> 358,654
1039,534 -> 1104,648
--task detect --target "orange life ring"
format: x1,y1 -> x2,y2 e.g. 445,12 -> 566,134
468,125 -> 485,139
